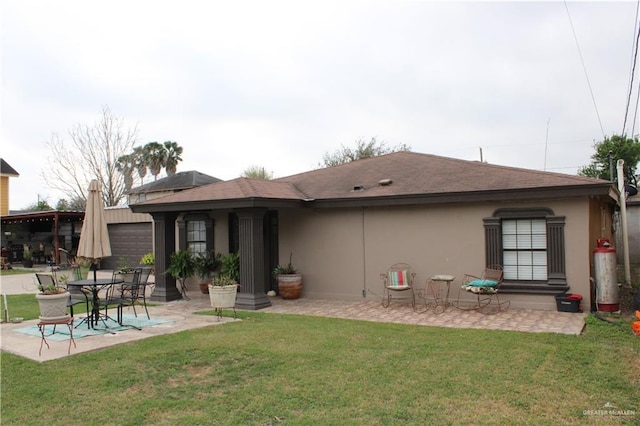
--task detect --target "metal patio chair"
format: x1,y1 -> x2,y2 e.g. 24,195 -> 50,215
380,263 -> 416,309
456,265 -> 509,314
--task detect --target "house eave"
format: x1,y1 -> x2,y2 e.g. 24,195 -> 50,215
129,183 -> 615,213
312,184 -> 615,209
130,197 -> 304,213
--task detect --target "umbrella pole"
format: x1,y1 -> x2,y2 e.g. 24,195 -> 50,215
91,263 -> 97,282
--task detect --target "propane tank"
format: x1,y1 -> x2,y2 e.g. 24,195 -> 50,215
593,238 -> 619,312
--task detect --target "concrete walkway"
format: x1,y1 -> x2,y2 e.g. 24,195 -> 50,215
1,272 -> 586,362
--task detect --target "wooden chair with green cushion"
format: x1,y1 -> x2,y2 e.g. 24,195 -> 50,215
380,263 -> 416,309
456,265 -> 509,314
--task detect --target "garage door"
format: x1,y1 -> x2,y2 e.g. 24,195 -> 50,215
102,223 -> 152,270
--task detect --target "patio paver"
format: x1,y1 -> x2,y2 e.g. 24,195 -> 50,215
1,273 -> 586,362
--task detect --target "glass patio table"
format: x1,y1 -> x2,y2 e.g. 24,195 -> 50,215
67,278 -> 123,329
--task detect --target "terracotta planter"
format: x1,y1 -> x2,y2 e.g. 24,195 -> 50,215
208,284 -> 238,308
36,291 -> 69,321
277,274 -> 303,299
199,281 -> 210,294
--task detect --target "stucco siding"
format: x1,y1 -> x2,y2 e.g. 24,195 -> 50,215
278,208 -> 365,300
279,197 -> 603,310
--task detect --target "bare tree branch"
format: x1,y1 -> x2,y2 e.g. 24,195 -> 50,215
42,106 -> 139,206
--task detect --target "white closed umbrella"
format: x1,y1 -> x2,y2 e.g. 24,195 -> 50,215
77,179 -> 111,280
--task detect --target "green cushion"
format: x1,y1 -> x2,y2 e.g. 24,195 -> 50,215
467,279 -> 498,287
463,279 -> 499,294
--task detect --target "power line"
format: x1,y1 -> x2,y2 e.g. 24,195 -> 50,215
564,1 -> 606,139
622,0 -> 640,137
632,70 -> 640,136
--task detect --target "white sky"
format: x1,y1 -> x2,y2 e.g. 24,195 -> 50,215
2,1 -> 639,209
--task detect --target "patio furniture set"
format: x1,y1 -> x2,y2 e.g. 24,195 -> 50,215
34,268 -> 153,355
380,263 -> 510,315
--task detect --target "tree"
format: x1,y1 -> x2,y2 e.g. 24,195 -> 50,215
242,165 -> 274,180
163,141 -> 183,176
55,197 -> 85,211
145,142 -> 167,181
119,140 -> 184,184
115,153 -> 135,192
320,137 -> 411,168
25,198 -> 53,212
43,106 -> 139,207
132,145 -> 148,183
578,134 -> 640,184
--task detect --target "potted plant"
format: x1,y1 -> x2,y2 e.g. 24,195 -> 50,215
165,250 -> 195,299
140,252 -> 155,275
208,274 -> 239,319
22,248 -> 33,268
194,251 -> 222,294
35,274 -> 69,321
219,252 -> 240,283
273,253 -> 303,299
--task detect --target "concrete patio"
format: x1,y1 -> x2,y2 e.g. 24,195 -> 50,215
1,271 -> 587,362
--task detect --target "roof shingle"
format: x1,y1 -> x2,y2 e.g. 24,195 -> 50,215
134,151 -> 612,207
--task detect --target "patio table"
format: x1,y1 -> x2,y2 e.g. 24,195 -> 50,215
426,275 -> 456,314
68,278 -> 123,329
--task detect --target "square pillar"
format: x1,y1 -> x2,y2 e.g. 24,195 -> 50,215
149,212 -> 182,302
235,208 -> 272,310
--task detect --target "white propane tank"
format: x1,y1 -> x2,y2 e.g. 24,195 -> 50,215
593,238 -> 619,312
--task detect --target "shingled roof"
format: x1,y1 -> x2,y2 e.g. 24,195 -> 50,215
128,170 -> 221,194
0,159 -> 19,177
277,151 -> 612,199
131,152 -> 615,212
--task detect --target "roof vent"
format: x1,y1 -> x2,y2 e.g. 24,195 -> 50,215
378,179 -> 393,186
352,185 -> 365,192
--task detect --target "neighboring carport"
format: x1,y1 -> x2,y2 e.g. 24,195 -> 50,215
0,211 -> 85,264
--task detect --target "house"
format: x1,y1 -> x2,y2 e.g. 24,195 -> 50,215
0,159 -> 19,216
130,151 -> 618,311
102,171 -> 221,270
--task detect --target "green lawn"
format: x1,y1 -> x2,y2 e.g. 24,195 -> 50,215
1,297 -> 638,425
0,268 -> 36,276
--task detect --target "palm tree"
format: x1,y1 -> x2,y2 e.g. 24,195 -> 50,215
163,141 -> 183,176
132,145 -> 148,184
146,142 -> 167,181
116,153 -> 135,191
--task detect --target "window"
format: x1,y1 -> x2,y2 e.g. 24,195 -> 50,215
484,208 -> 567,293
177,214 -> 213,255
186,220 -> 206,255
502,219 -> 547,280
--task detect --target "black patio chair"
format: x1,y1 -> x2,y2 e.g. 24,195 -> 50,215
118,268 -> 150,321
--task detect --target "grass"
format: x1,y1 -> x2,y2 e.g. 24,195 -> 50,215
0,268 -> 36,276
0,266 -> 90,278
1,298 -> 639,425
1,294 -> 54,321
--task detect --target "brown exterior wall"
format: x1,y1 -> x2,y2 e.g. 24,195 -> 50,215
278,197 -> 605,310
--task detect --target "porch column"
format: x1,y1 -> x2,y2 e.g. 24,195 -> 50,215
149,212 -> 181,302
235,208 -> 272,310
